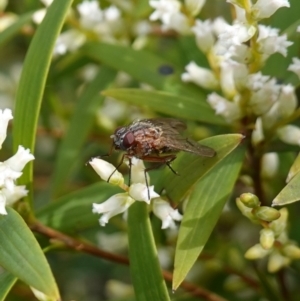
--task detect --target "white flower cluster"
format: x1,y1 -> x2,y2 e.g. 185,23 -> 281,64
0,109 -> 35,215
149,0 -> 300,148
33,0 -> 125,57
90,157 -> 182,229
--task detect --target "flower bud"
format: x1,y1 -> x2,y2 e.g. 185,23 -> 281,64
269,208 -> 288,236
251,0 -> 290,21
282,244 -> 300,259
267,251 -> 290,273
277,125 -> 300,146
184,0 -> 205,17
182,62 -> 219,90
260,228 -> 275,250
239,193 -> 260,208
253,206 -> 280,222
245,244 -> 270,260
236,197 -> 259,222
261,153 -> 279,179
89,158 -> 124,186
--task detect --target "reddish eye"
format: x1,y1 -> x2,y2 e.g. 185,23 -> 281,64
123,132 -> 135,148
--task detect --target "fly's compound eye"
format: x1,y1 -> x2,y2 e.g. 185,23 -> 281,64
122,131 -> 135,148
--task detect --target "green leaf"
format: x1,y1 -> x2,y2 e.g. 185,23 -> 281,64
102,88 -> 224,125
272,171 -> 300,206
82,41 -> 179,90
37,183 -> 119,232
158,134 -> 244,202
12,0 -> 74,204
0,271 -> 17,301
128,202 -> 170,301
0,208 -> 59,299
0,12 -> 33,47
50,66 -> 116,196
173,146 -> 245,290
82,42 -> 224,106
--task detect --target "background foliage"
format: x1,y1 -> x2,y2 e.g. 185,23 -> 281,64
0,0 -> 300,300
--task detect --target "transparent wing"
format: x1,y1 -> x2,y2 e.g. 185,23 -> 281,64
147,118 -> 216,157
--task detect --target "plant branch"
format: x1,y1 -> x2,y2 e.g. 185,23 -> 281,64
30,221 -> 228,301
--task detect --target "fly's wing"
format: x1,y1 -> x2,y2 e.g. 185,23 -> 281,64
146,118 -> 187,132
150,119 -> 216,157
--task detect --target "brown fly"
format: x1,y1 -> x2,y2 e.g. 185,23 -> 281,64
104,118 -> 215,198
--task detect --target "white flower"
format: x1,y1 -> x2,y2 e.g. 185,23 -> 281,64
152,198 -> 182,229
0,191 -> 7,215
2,185 -> 28,205
251,0 -> 290,21
262,84 -> 297,128
181,62 -> 219,90
127,157 -> 149,185
93,193 -> 135,226
257,25 -> 293,58
89,158 -> 124,186
0,163 -> 22,191
277,125 -> 300,146
248,77 -> 280,115
229,2 -> 247,22
297,26 -> 300,33
212,17 -> 230,36
165,12 -> 191,34
261,153 -> 279,178
229,44 -> 253,64
0,108 -> 12,149
32,9 -> 47,24
149,0 -> 181,24
192,19 -> 215,53
207,92 -> 242,122
288,57 -> 300,79
184,0 -> 206,17
129,183 -> 159,204
32,0 -> 53,24
53,29 -> 86,57
247,72 -> 270,90
4,146 -> 35,172
149,0 -> 190,34
215,22 -> 256,56
251,117 -> 264,145
77,0 -> 104,29
40,0 -> 53,6
219,61 -> 238,98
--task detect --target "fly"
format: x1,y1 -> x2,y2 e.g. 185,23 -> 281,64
105,118 -> 216,198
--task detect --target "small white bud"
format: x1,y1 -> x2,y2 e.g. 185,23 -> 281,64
89,158 -> 124,186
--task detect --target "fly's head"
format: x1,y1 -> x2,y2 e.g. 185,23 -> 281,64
111,126 -> 135,151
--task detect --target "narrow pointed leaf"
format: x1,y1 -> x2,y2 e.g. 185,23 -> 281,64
102,88 -> 224,125
173,146 -> 245,290
272,171 -> 300,206
51,66 -> 116,196
158,134 -> 244,202
128,202 -> 170,301
0,12 -> 33,47
37,183 -> 119,232
0,208 -> 59,299
12,0 -> 74,203
82,42 -> 225,114
0,271 -> 17,301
